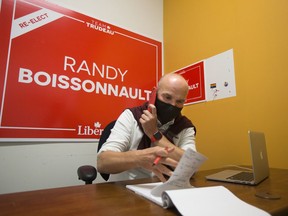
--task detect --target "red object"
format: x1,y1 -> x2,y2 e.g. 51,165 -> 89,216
0,0 -> 162,140
175,61 -> 205,104
152,147 -> 168,166
148,87 -> 157,112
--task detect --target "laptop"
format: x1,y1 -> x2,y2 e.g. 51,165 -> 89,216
205,131 -> 269,185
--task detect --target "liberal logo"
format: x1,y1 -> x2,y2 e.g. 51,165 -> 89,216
77,121 -> 104,136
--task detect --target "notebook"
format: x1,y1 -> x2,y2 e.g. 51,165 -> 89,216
205,131 -> 269,185
126,183 -> 270,216
127,147 -> 270,215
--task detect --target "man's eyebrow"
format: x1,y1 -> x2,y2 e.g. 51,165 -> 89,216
177,99 -> 186,103
162,92 -> 172,97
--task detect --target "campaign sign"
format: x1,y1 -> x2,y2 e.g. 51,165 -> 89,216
175,61 -> 205,104
0,0 -> 162,141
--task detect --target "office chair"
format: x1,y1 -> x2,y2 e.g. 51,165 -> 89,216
77,120 -> 116,184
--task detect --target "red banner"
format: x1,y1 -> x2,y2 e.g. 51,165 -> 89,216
0,0 -> 162,141
175,61 -> 205,104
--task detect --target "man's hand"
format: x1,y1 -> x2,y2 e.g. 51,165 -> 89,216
136,146 -> 177,182
139,104 -> 158,138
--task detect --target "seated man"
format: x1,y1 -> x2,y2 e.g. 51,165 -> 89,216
97,73 -> 196,182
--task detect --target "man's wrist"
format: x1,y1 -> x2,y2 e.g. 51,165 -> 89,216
150,131 -> 163,143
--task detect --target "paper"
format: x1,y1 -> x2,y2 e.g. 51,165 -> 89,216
126,148 -> 270,216
151,148 -> 207,196
126,182 -> 164,206
162,186 -> 271,216
126,148 -> 207,206
127,184 -> 270,216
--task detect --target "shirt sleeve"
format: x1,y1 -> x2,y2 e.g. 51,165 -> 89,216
173,127 -> 197,152
98,109 -> 142,153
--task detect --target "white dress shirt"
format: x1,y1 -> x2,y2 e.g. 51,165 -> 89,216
98,109 -> 196,181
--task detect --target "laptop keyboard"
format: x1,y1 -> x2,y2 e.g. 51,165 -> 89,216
227,171 -> 254,182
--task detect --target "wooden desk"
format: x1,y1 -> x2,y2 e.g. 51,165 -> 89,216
0,168 -> 287,216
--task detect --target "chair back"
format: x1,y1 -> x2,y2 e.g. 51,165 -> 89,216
97,120 -> 116,181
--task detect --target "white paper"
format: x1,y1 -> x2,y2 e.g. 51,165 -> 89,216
151,148 -> 207,196
126,148 -> 270,216
126,182 -> 164,206
126,148 -> 207,206
163,186 -> 271,216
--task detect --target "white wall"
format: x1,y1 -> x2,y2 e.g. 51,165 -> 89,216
0,0 -> 163,194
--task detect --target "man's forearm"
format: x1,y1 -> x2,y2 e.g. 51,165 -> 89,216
97,150 -> 139,174
154,136 -> 184,161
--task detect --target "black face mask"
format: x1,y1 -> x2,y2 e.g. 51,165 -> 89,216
155,98 -> 182,124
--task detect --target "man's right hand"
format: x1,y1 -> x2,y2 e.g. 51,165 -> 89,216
136,146 -> 178,182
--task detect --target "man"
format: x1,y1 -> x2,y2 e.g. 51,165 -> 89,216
97,73 -> 196,182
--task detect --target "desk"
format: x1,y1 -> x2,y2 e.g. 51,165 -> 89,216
0,168 -> 287,216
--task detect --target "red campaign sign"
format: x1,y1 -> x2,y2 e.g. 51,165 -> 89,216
175,61 -> 205,104
0,0 -> 162,141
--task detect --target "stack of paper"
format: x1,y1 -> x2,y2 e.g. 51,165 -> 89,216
127,183 -> 270,216
126,149 -> 270,216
